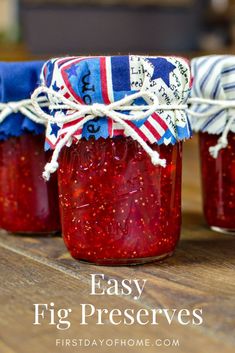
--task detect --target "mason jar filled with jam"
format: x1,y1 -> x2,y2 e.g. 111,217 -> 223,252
0,62 -> 60,234
35,55 -> 191,264
190,55 -> 235,234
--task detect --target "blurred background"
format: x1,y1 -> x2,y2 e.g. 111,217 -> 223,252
0,0 -> 235,60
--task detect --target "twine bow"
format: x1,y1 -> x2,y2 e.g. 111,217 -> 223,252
31,86 -> 187,181
0,96 -> 49,125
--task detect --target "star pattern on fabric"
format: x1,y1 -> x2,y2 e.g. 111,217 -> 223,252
147,58 -> 176,87
163,137 -> 172,145
52,81 -> 60,91
65,65 -> 78,79
50,123 -> 60,137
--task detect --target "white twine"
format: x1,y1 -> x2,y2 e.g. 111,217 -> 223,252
0,96 -> 49,125
31,86 -> 187,181
188,97 -> 235,158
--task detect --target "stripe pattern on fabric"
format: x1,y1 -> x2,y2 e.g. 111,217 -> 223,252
190,55 -> 235,134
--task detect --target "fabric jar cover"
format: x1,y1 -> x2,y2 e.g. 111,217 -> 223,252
39,55 -> 192,150
0,61 -> 45,141
189,55 -> 235,134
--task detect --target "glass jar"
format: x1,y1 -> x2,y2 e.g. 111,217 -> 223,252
0,133 -> 61,234
37,54 -> 191,265
199,131 -> 235,233
58,137 -> 182,265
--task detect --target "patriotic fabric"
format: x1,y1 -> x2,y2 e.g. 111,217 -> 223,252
0,61 -> 45,140
190,55 -> 235,134
41,56 -> 192,149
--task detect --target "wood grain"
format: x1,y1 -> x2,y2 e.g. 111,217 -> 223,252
0,136 -> 234,353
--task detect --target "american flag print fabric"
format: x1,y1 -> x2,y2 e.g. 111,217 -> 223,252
40,56 -> 192,150
190,55 -> 235,134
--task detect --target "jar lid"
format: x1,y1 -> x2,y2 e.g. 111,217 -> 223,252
38,55 -> 192,149
189,55 -> 235,135
0,61 -> 45,140
31,55 -> 192,180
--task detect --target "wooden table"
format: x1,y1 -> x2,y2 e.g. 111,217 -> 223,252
0,135 -> 234,353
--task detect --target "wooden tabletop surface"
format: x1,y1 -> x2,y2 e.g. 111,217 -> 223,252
0,135 -> 234,353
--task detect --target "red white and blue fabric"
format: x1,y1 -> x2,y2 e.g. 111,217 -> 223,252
190,55 -> 235,134
41,56 -> 192,150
